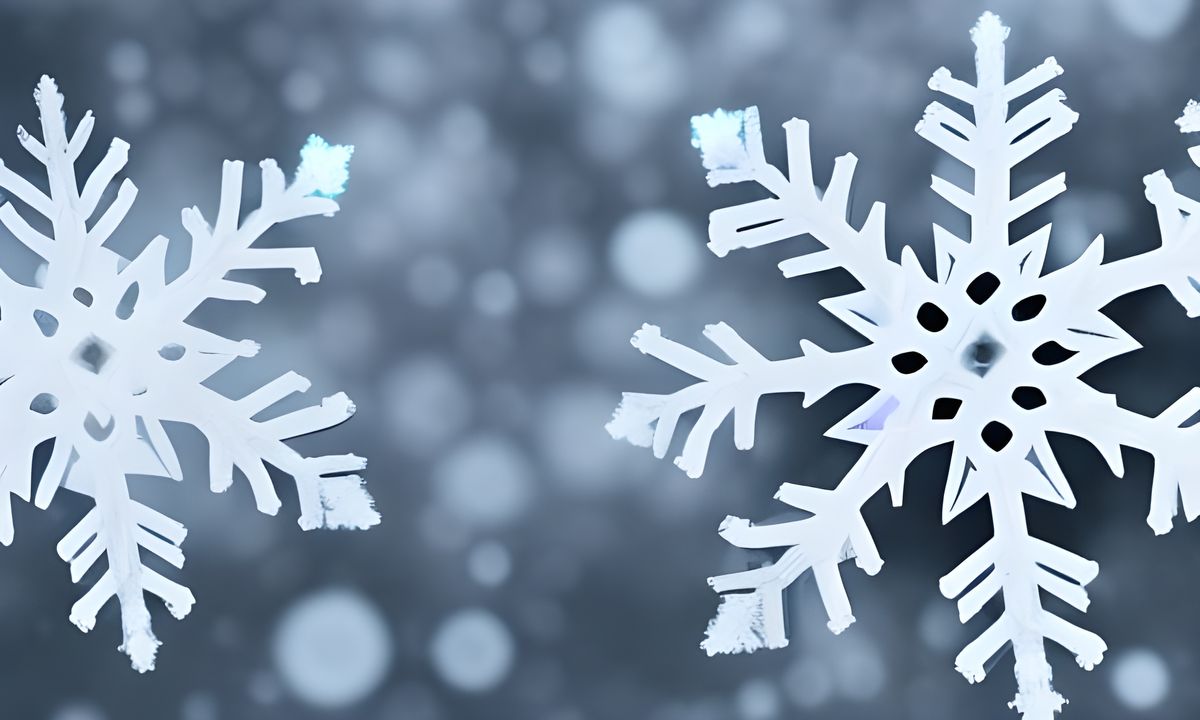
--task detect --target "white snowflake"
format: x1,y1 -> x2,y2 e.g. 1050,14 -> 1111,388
608,12 -> 1200,718
0,76 -> 379,672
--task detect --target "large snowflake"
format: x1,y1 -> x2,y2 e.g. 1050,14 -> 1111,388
608,13 -> 1200,718
0,77 -> 378,671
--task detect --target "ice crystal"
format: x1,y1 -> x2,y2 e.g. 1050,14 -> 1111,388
608,12 -> 1200,718
296,134 -> 354,199
0,76 -> 378,672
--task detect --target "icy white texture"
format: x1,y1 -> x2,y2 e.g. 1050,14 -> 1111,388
608,12 -> 1200,719
0,76 -> 378,672
296,133 -> 354,199
691,106 -> 765,186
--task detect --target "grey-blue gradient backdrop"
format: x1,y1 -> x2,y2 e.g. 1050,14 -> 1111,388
0,0 -> 1198,719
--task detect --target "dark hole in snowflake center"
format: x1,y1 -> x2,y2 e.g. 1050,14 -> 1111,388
932,397 -> 962,420
962,333 -> 1005,377
982,420 -> 1013,451
72,335 -> 114,375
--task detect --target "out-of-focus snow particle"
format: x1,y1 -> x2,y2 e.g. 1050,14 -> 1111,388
538,383 -> 628,494
361,40 -> 432,106
382,355 -> 472,457
472,270 -> 520,317
248,671 -> 283,705
782,655 -> 835,709
115,87 -> 155,129
578,3 -> 686,112
283,70 -> 326,112
273,588 -> 394,709
1106,0 -> 1191,40
157,53 -> 202,104
833,636 -> 887,701
432,435 -> 534,528
50,704 -> 107,720
736,679 -> 781,719
337,108 -> 414,181
609,210 -> 702,297
917,599 -> 963,652
408,254 -> 462,307
524,39 -> 567,85
430,608 -> 516,693
181,692 -> 219,720
503,0 -> 548,37
1109,648 -> 1170,710
107,40 -> 149,83
518,227 -> 592,306
296,134 -> 354,198
468,540 -> 513,587
438,104 -> 490,156
361,0 -> 461,20
713,1 -> 788,65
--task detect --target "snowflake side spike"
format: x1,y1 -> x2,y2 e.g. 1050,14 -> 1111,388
0,76 -> 377,672
608,12 -> 1200,718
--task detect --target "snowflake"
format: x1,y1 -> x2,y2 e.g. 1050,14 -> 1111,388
0,76 -> 378,672
608,13 -> 1200,718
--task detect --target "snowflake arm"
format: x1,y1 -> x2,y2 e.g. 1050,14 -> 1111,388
1037,378 -> 1200,535
700,440 -> 891,655
0,76 -> 376,671
917,15 -> 1076,267
164,379 -> 375,530
692,105 -> 897,296
57,440 -> 195,673
612,91 -> 975,479
940,490 -> 1103,719
606,322 -> 885,478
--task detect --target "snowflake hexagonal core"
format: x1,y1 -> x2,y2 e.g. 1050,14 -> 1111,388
609,12 -> 1200,719
0,76 -> 378,672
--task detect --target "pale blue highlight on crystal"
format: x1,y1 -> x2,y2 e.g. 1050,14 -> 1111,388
297,134 -> 354,198
690,107 -> 758,173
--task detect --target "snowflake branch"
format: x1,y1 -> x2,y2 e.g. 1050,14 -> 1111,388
57,441 -> 194,673
942,487 -> 1103,720
152,158 -> 337,323
919,13 -> 1077,256
1041,380 -> 1200,535
690,107 -> 896,295
607,322 -> 880,478
700,432 -> 921,655
0,76 -> 138,295
143,377 -> 378,531
1076,165 -> 1200,315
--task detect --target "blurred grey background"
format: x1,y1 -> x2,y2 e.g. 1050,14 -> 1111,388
1,0 -> 1199,718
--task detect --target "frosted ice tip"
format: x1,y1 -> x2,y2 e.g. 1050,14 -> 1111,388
970,11 -> 1009,47
690,106 -> 761,173
296,133 -> 354,198
1176,99 -> 1200,133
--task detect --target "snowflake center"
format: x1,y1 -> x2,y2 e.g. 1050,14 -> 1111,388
961,333 -> 1005,378
72,335 -> 115,375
